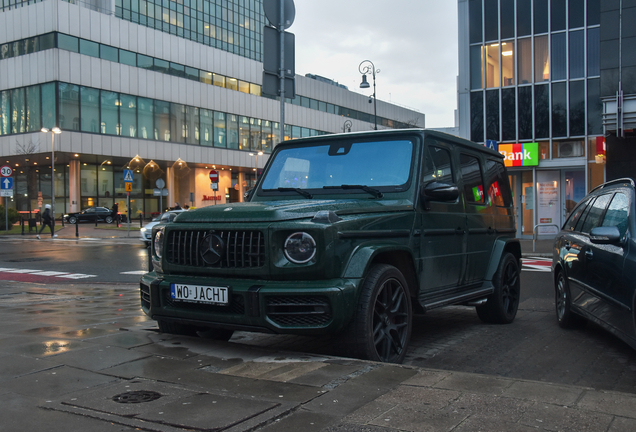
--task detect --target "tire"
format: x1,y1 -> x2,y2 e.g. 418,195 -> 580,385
68,216 -> 77,224
198,328 -> 235,341
338,264 -> 413,363
555,271 -> 586,329
105,215 -> 114,224
157,319 -> 200,336
476,253 -> 520,324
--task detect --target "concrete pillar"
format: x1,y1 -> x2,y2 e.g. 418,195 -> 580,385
68,159 -> 81,212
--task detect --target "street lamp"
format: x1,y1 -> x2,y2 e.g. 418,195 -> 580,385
41,127 -> 61,223
359,60 -> 379,130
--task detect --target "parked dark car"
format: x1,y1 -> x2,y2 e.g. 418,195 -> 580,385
141,129 -> 521,363
63,207 -> 126,224
552,178 -> 636,349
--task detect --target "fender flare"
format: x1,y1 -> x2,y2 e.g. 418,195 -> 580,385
343,242 -> 415,279
484,238 -> 522,281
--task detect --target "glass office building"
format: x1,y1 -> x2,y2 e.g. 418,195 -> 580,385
458,0 -> 605,238
0,0 -> 424,217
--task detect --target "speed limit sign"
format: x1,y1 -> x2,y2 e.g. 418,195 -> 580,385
0,166 -> 12,177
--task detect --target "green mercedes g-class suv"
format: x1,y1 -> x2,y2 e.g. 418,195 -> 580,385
141,129 -> 521,363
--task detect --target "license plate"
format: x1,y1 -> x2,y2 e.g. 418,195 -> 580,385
170,284 -> 229,305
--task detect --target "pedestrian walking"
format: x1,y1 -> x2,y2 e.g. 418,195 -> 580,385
112,202 -> 120,225
37,204 -> 57,239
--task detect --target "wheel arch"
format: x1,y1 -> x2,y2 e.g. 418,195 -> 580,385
343,244 -> 418,298
484,238 -> 522,281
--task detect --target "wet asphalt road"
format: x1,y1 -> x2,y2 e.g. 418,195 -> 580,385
1,237 -> 636,395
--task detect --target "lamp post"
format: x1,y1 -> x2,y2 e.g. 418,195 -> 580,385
359,60 -> 379,130
41,127 -> 61,223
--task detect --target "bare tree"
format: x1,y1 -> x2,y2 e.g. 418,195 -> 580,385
15,139 -> 39,214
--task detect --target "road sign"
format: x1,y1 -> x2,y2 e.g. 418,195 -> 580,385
124,169 -> 133,182
125,182 -> 132,192
0,166 -> 12,177
263,0 -> 296,29
153,188 -> 169,196
211,183 -> 218,190
1,177 -> 13,189
209,170 -> 218,183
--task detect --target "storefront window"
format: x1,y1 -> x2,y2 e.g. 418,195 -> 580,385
536,170 -> 560,234
521,171 -> 534,235
564,170 -> 585,216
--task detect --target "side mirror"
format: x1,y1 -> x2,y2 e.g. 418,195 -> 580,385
420,181 -> 459,210
590,226 -> 622,244
244,188 -> 255,201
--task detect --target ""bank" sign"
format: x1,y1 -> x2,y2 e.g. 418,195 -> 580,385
498,142 -> 539,167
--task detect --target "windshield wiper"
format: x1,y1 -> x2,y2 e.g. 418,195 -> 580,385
323,185 -> 383,198
264,187 -> 313,199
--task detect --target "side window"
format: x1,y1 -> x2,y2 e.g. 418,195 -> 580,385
601,192 -> 630,238
578,194 -> 611,234
563,197 -> 589,231
460,153 -> 485,204
422,145 -> 453,184
485,159 -> 512,207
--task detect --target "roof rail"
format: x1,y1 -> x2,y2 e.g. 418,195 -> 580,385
589,178 -> 635,194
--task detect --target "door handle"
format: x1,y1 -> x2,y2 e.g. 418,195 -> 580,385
585,250 -> 593,260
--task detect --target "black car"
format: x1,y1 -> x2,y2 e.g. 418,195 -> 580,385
552,178 -> 636,349
64,207 -> 126,224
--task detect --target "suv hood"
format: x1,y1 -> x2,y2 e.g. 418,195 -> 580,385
173,199 -> 414,223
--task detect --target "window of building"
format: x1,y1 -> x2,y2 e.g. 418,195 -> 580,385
171,103 -> 186,143
26,85 -> 41,132
200,108 -> 213,146
227,114 -> 239,149
501,40 -> 514,86
534,84 -> 550,138
101,91 -> 119,135
100,45 -> 119,62
538,141 -> 550,160
250,118 -> 261,151
262,120 -> 273,153
588,28 -> 600,76
484,0 -> 498,42
470,91 -> 484,143
569,30 -> 585,79
485,43 -> 500,88
518,38 -> 532,84
10,88 -> 25,134
137,54 -> 153,69
588,78 -> 602,135
569,0 -> 585,28
138,97 -> 153,139
80,87 -> 100,133
553,139 -> 585,158
238,80 -> 250,94
517,86 -> 532,140
470,45 -> 483,89
551,0 -> 566,32
238,116 -> 250,150
0,91 -> 8,135
119,49 -> 136,66
57,34 -> 79,53
500,0 -> 514,39
79,39 -> 99,58
552,82 -> 567,137
213,73 -> 225,87
569,80 -> 585,136
534,36 -> 549,82
154,58 -> 169,74
226,78 -> 238,91
460,154 -> 485,204
169,62 -> 185,78
214,111 -> 226,147
41,83 -> 56,130
120,94 -> 137,138
517,0 -> 532,37
534,0 -> 548,34
486,89 -> 499,141
588,0 -> 600,26
153,100 -> 171,141
551,33 -> 567,81
501,88 -> 516,141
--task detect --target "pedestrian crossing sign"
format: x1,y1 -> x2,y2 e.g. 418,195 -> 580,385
125,182 -> 133,192
124,169 -> 133,182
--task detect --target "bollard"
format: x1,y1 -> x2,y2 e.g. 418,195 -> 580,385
21,218 -> 24,235
140,214 -> 143,228
75,221 -> 79,237
95,215 -> 98,227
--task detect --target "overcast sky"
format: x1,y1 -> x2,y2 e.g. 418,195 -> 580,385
290,0 -> 459,128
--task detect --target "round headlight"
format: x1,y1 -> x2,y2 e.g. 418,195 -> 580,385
284,232 -> 316,264
153,227 -> 165,259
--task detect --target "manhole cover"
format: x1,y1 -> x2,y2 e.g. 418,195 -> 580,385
112,390 -> 162,404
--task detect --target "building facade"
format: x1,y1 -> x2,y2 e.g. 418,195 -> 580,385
0,0 -> 425,219
458,0 -> 606,238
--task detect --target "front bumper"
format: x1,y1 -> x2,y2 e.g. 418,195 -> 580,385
140,273 -> 360,335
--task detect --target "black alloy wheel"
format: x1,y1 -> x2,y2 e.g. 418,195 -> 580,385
476,253 -> 520,324
555,271 -> 586,328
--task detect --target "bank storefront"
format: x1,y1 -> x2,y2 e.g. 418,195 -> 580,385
498,139 -> 605,239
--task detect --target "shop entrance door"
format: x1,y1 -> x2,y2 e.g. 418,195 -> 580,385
508,171 -> 535,238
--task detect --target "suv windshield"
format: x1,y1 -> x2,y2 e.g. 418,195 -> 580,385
260,140 -> 414,193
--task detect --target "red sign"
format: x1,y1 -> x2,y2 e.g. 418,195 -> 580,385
202,195 -> 222,201
209,170 -> 218,183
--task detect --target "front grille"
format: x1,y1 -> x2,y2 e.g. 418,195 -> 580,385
163,290 -> 245,315
266,296 -> 332,327
166,229 -> 265,268
140,283 -> 150,309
